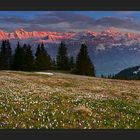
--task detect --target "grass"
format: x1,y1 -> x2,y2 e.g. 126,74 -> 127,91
0,71 -> 140,129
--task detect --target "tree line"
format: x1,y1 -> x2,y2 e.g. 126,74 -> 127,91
0,40 -> 95,76
101,74 -> 115,79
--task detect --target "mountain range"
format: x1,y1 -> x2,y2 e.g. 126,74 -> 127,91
1,27 -> 140,76
0,27 -> 140,45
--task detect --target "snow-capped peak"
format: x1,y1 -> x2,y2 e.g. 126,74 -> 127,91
16,28 -> 25,31
0,28 -> 139,51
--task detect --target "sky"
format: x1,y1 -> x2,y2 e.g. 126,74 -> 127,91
0,11 -> 140,33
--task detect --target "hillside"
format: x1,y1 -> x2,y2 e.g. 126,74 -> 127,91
114,66 -> 140,80
0,71 -> 140,129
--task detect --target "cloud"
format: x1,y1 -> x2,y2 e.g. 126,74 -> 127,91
94,17 -> 140,31
115,11 -> 138,15
0,16 -> 29,24
0,11 -> 140,33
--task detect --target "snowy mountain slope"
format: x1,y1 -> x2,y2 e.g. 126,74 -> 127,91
0,28 -> 140,48
114,65 -> 140,79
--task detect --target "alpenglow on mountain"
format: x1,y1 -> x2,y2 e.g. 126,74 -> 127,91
1,27 -> 140,76
1,28 -> 140,47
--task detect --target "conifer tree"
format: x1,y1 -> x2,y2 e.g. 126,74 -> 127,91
69,56 -> 75,70
101,74 -> 104,78
22,44 -> 34,71
35,44 -> 41,70
111,74 -> 115,79
35,43 -> 52,70
0,40 -> 6,69
0,40 -> 12,70
41,43 -> 52,69
12,42 -> 24,70
75,43 -> 95,76
51,58 -> 57,70
6,40 -> 12,69
56,41 -> 69,70
108,74 -> 112,79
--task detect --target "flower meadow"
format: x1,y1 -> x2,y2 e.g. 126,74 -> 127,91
0,71 -> 140,129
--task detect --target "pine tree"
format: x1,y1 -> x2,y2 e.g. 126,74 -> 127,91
51,58 -> 57,70
111,74 -> 115,79
35,43 -> 52,70
75,43 -> 95,76
35,44 -> 41,70
6,40 -> 12,69
56,41 -> 69,70
41,43 -> 52,69
12,42 -> 24,70
107,74 -> 112,79
101,74 -> 104,78
0,40 -> 12,70
0,40 -> 6,69
69,56 -> 75,70
22,44 -> 34,71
